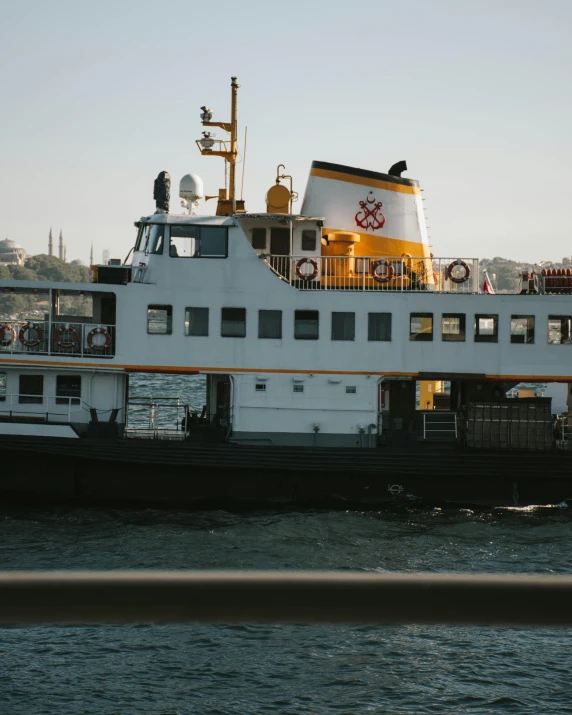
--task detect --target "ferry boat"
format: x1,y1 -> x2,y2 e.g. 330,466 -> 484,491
2,77 -> 572,508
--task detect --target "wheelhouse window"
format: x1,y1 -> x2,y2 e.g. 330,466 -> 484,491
0,372 -> 6,402
410,313 -> 433,341
56,375 -> 81,405
169,225 -> 228,258
548,316 -> 572,345
185,307 -> 209,337
221,308 -> 246,337
135,223 -> 164,255
301,230 -> 317,251
135,224 -> 150,252
149,224 -> 165,254
258,310 -> 282,339
19,375 -> 43,404
252,228 -> 267,250
331,312 -> 355,341
295,310 -> 319,340
474,314 -> 498,343
511,315 -> 535,344
442,313 -> 466,342
147,305 -> 172,335
368,313 -> 391,341
293,384 -> 304,393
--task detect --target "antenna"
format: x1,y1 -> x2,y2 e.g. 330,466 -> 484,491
241,126 -> 248,201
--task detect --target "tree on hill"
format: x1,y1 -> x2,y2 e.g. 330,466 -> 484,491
25,254 -> 91,283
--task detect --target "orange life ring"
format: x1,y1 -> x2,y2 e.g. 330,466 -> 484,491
447,259 -> 471,284
296,257 -> 319,281
371,260 -> 395,283
19,322 -> 44,348
0,322 -> 16,347
87,326 -> 112,352
55,324 -> 79,350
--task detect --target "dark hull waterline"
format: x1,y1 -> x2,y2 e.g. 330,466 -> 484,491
2,435 -> 571,508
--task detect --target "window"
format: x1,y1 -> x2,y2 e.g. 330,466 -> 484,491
474,314 -> 498,343
19,375 -> 43,404
135,224 -> 150,252
0,372 -> 5,402
346,386 -> 357,394
293,384 -> 304,393
255,383 -> 266,392
301,229 -> 317,251
410,313 -> 433,341
331,312 -> 355,341
252,228 -> 266,250
56,375 -> 81,405
295,310 -> 319,340
147,305 -> 172,335
442,313 -> 466,342
185,307 -> 209,337
221,308 -> 246,337
511,315 -> 535,344
258,310 -> 282,339
548,316 -> 572,345
169,225 -> 228,258
368,313 -> 391,341
149,224 -> 165,255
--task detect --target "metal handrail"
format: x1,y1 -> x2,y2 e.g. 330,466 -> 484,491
422,411 -> 457,439
1,571 -> 572,625
262,255 -> 480,293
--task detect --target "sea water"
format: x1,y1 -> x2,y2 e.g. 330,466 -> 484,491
1,375 -> 571,714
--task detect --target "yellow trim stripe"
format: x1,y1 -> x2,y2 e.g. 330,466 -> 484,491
1,358 -> 571,381
310,168 -> 421,195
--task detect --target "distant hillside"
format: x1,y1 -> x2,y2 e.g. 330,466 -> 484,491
479,256 -> 572,293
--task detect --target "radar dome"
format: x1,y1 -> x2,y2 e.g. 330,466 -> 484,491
179,174 -> 204,202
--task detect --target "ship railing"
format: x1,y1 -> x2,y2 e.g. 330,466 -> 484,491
422,411 -> 458,441
125,396 -> 190,439
0,394 -> 84,424
262,255 -> 480,293
3,571 -> 572,626
0,320 -> 116,358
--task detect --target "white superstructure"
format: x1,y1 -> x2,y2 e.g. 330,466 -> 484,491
1,77 -> 570,449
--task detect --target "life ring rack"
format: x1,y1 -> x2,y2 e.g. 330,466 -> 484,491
87,326 -> 112,352
19,322 -> 44,348
295,257 -> 319,281
371,259 -> 395,284
55,323 -> 80,350
0,322 -> 16,347
446,259 -> 471,284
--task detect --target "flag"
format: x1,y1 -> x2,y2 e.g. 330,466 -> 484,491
483,270 -> 495,294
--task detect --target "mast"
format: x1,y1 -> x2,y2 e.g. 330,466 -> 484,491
229,76 -> 238,214
196,76 -> 243,216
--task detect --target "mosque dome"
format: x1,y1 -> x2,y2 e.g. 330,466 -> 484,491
0,238 -> 27,265
70,259 -> 86,266
0,238 -> 23,252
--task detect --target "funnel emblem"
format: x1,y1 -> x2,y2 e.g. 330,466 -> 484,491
355,192 -> 386,231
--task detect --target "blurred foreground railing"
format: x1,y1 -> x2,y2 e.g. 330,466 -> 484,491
2,571 -> 572,625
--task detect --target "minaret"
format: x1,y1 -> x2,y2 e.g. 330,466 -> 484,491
64,245 -> 67,263
48,227 -> 53,256
59,230 -> 64,260
90,243 -> 94,266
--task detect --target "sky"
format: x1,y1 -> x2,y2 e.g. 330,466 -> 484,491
0,0 -> 571,264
